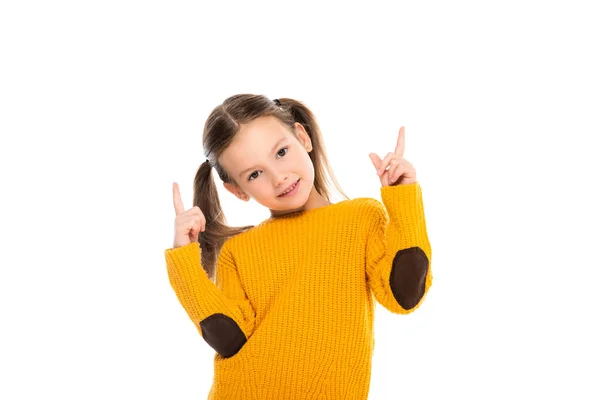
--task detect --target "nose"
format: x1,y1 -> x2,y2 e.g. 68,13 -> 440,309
272,171 -> 290,188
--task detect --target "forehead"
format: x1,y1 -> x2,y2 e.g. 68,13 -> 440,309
239,115 -> 288,137
219,116 -> 294,169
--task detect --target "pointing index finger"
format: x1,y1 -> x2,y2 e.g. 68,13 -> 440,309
172,182 -> 185,215
395,126 -> 405,157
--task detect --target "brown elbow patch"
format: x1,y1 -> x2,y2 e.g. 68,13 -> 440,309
390,247 -> 429,310
199,313 -> 247,358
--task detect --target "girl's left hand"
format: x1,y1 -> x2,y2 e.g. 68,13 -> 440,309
368,126 -> 417,187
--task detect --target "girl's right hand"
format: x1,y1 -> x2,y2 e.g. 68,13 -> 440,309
172,182 -> 206,249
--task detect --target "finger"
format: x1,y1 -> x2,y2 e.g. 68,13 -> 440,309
185,215 -> 204,236
370,153 -> 388,185
195,214 -> 206,234
369,153 -> 382,170
377,152 -> 397,175
187,213 -> 206,228
380,167 -> 389,186
199,213 -> 206,232
369,153 -> 386,176
192,217 -> 203,238
387,162 -> 404,185
173,182 -> 185,215
194,212 -> 206,231
388,159 -> 399,176
395,126 -> 405,157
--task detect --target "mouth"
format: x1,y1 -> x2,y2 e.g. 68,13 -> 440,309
278,179 -> 301,197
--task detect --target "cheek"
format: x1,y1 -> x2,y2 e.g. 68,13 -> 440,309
298,150 -> 312,167
301,161 -> 315,183
252,181 -> 271,197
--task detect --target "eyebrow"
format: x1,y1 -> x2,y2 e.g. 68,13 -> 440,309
238,137 -> 288,178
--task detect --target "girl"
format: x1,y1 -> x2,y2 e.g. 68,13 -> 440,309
165,94 -> 432,399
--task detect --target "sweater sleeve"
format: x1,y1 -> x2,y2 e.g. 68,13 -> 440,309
365,182 -> 433,314
164,241 -> 256,357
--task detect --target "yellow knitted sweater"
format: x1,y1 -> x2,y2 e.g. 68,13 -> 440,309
164,182 -> 432,399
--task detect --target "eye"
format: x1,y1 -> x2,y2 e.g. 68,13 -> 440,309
247,147 -> 289,181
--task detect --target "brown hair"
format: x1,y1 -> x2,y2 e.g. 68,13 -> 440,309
193,94 -> 349,280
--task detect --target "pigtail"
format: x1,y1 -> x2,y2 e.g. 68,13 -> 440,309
192,160 -> 253,281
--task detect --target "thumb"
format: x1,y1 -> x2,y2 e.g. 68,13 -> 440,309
369,153 -> 381,169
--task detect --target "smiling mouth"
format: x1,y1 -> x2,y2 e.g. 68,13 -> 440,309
278,179 -> 300,197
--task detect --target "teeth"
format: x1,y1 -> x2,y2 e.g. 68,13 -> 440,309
281,181 -> 297,196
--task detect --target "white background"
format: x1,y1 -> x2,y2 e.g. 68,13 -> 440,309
1,1 -> 599,399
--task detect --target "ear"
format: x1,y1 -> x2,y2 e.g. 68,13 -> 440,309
293,122 -> 313,152
223,182 -> 250,202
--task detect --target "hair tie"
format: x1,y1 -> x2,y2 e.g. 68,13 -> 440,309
273,98 -> 281,106
205,159 -> 211,167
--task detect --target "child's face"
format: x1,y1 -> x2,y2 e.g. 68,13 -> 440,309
219,115 -> 315,213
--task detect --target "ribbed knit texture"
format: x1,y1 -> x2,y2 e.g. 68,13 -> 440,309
164,182 -> 433,399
